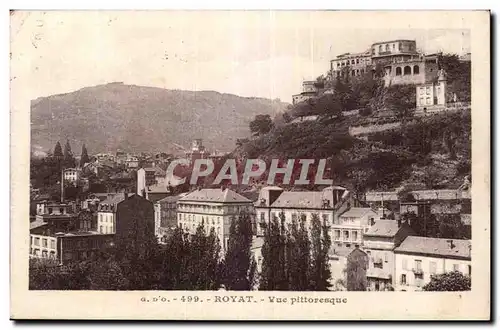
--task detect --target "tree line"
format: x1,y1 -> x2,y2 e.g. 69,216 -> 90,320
30,211 -> 334,291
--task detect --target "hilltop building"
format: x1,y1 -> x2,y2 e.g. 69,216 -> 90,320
292,80 -> 321,105
330,50 -> 372,78
415,69 -> 448,115
328,39 -> 441,88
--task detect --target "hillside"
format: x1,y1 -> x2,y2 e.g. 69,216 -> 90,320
30,82 -> 288,154
232,54 -> 471,193
234,110 -> 471,193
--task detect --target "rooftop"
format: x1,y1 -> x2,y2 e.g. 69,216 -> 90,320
364,220 -> 401,237
371,39 -> 415,46
30,220 -> 48,230
156,195 -> 182,204
339,207 -> 375,218
270,191 -> 325,209
179,188 -> 252,204
394,236 -> 471,260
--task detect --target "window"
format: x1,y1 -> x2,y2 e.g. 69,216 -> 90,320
430,261 -> 437,274
415,260 -> 422,271
344,230 -> 350,241
401,274 -> 407,285
402,258 -> 408,270
356,59 -> 359,64
393,43 -> 396,50
99,226 -> 103,233
395,67 -> 402,76
352,231 -> 358,242
384,253 -> 388,262
419,88 -> 424,95
403,66 -> 411,75
34,237 -> 40,246
334,230 -> 340,240
385,44 -> 389,51
419,97 -> 424,105
468,265 -> 471,276
426,97 -> 432,105
42,239 -> 47,247
426,86 -> 431,95
260,212 -> 265,222
413,65 -> 420,74
379,45 -> 382,52
453,264 -> 459,272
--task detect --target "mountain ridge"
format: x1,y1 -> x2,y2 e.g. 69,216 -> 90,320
30,82 -> 289,155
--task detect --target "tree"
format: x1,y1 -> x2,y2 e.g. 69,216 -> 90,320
259,213 -> 287,290
63,139 -> 76,168
80,144 -> 90,167
222,211 -> 257,290
250,114 -> 274,136
423,271 -> 471,291
345,248 -> 368,291
308,213 -> 332,291
53,141 -> 63,160
438,214 -> 469,239
384,85 -> 416,118
287,215 -> 311,291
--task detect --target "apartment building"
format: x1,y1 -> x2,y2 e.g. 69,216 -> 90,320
393,236 -> 471,291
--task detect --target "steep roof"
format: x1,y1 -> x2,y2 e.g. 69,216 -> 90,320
30,220 -> 48,230
394,236 -> 471,260
156,195 -> 182,204
179,188 -> 251,203
270,191 -> 325,209
339,207 -> 375,218
364,220 -> 401,237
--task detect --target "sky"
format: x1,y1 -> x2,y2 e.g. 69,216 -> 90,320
11,11 -> 471,104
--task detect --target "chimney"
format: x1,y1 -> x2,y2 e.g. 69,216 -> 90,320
447,239 -> 455,249
60,169 -> 65,203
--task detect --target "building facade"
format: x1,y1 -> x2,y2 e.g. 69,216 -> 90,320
96,194 -> 124,234
329,39 -> 441,87
332,207 -> 382,248
363,220 -> 415,291
330,50 -> 372,78
154,195 -> 182,242
415,69 -> 448,114
177,188 -> 254,253
394,236 -> 471,291
63,168 -> 80,184
29,231 -> 114,265
292,81 -> 320,105
254,186 -> 364,242
115,194 -> 155,259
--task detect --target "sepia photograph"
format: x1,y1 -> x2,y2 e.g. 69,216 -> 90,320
10,10 -> 490,320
